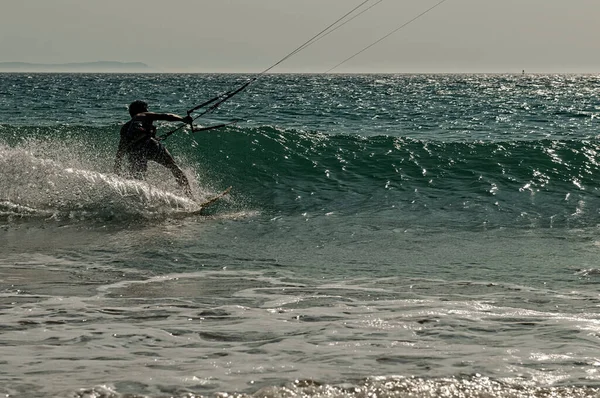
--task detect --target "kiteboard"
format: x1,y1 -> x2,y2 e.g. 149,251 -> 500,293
190,186 -> 232,215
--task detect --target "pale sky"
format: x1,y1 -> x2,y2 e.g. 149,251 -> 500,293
2,0 -> 600,73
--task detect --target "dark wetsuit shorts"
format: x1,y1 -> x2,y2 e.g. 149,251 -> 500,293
127,138 -> 175,178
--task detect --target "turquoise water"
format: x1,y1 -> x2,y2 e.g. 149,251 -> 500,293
1,73 -> 600,397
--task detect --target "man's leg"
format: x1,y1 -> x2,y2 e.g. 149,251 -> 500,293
149,140 -> 193,198
128,152 -> 148,180
166,161 -> 193,198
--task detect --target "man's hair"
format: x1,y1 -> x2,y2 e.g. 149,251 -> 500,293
128,100 -> 148,117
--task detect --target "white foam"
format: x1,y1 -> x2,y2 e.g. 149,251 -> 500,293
0,144 -> 198,219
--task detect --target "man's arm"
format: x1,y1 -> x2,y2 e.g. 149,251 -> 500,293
144,112 -> 193,124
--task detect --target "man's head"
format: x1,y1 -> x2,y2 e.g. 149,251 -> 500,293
128,100 -> 148,117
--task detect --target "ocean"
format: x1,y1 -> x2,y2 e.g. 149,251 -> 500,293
1,73 -> 600,397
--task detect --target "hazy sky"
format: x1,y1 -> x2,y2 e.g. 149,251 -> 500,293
2,0 -> 600,73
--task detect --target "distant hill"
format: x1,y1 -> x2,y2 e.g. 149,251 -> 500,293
0,61 -> 153,73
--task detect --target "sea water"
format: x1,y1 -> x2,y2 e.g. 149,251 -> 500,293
1,73 -> 600,397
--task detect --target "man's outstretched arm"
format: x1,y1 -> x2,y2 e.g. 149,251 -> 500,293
145,112 -> 193,124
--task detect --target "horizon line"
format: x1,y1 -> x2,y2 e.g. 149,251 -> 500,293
1,70 -> 599,75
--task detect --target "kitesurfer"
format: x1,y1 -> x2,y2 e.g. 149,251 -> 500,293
114,100 -> 193,198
